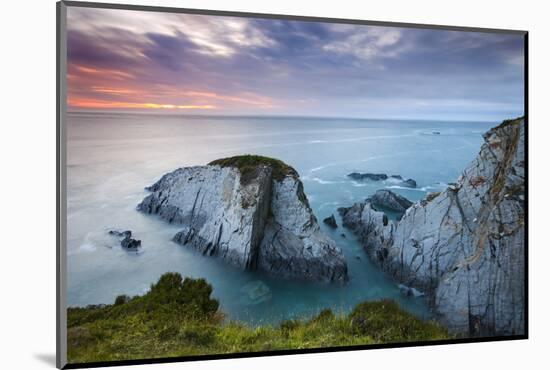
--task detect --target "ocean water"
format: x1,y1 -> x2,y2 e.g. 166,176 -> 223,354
66,112 -> 494,325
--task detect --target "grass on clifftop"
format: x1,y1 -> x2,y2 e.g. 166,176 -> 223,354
209,155 -> 298,183
495,116 -> 525,130
67,273 -> 449,364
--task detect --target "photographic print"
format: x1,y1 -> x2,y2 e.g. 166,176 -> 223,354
58,2 -> 527,368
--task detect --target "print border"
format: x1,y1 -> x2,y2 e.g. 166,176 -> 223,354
56,1 -> 528,368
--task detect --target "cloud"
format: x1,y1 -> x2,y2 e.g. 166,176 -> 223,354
322,26 -> 403,60
65,7 -> 525,120
67,7 -> 276,58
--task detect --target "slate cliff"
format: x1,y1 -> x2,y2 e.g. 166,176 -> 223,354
340,118 -> 525,335
138,155 -> 348,283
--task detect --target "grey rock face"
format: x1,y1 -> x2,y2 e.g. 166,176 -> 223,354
369,190 -> 413,214
139,165 -> 271,268
341,118 -> 525,336
338,202 -> 394,263
257,178 -> 347,282
138,161 -> 348,283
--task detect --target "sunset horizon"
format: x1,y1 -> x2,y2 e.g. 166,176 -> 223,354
66,7 -> 524,121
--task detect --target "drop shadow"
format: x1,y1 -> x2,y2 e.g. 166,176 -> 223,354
34,353 -> 57,367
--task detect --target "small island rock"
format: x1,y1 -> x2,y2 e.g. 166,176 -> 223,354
323,214 -> 338,228
348,172 -> 388,181
109,230 -> 141,250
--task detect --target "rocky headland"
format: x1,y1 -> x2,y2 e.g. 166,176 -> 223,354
138,155 -> 348,283
340,117 -> 525,336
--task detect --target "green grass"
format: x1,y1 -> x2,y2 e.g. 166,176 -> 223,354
209,155 -> 298,183
495,116 -> 524,130
67,273 -> 449,364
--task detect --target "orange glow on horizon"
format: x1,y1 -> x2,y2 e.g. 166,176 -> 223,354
67,63 -> 279,111
68,98 -> 216,110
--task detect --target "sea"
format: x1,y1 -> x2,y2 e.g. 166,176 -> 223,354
66,112 -> 495,325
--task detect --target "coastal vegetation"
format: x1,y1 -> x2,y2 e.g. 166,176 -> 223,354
209,154 -> 298,183
67,273 -> 448,363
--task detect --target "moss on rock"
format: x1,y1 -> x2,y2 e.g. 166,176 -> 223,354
209,155 -> 298,183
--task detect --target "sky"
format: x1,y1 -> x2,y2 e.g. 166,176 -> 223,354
66,7 -> 525,121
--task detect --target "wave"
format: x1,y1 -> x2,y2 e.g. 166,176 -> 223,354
351,181 -> 368,187
385,185 -> 439,192
318,134 -> 416,144
317,201 -> 341,211
309,165 -> 329,173
303,176 -> 345,185
78,242 -> 97,253
206,133 -> 418,157
385,185 -> 426,192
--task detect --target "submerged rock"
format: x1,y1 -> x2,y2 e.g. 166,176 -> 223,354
109,230 -> 141,250
121,237 -> 141,249
108,230 -> 131,239
323,214 -> 338,228
241,280 -> 272,305
369,189 -> 413,214
340,118 -> 525,336
138,155 -> 348,283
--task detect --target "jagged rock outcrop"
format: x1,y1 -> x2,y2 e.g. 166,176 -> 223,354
400,179 -> 417,188
341,118 -> 525,336
323,214 -> 338,228
338,202 -> 394,263
390,175 -> 417,188
108,230 -> 141,250
138,155 -> 348,283
369,189 -> 413,214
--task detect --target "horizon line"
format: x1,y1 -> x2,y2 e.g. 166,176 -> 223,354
66,109 -> 516,124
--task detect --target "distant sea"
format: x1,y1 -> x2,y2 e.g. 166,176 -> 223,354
66,112 -> 494,324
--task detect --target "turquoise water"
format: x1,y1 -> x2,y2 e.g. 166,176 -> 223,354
66,112 -> 494,324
